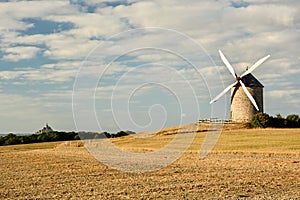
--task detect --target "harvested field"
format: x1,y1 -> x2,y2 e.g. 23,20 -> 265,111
0,127 -> 299,199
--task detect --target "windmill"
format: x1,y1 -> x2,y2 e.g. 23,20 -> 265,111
210,50 -> 270,122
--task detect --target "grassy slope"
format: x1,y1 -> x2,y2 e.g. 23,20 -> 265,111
216,128 -> 300,152
1,126 -> 299,156
111,127 -> 300,156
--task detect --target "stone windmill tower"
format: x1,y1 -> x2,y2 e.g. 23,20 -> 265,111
230,73 -> 264,122
210,50 -> 270,122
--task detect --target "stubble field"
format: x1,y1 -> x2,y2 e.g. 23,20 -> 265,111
0,125 -> 299,199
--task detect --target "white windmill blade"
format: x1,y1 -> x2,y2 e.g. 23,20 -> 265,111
219,50 -> 237,78
210,81 -> 238,104
240,55 -> 270,78
239,80 -> 259,111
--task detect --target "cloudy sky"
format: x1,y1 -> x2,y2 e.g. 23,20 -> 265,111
0,0 -> 299,133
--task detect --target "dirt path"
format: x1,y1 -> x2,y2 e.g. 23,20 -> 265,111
0,146 -> 299,199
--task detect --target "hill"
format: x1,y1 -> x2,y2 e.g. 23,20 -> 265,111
0,127 -> 299,199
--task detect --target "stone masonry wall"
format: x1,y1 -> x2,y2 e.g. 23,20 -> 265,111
230,86 -> 263,122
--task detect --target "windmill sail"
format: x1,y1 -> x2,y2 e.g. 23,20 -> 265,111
210,50 -> 270,112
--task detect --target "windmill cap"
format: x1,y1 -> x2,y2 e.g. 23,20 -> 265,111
235,73 -> 264,87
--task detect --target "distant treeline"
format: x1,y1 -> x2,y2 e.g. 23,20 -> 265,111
251,113 -> 300,128
0,131 -> 133,146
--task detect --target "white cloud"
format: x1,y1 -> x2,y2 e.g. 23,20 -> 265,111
0,0 -> 300,132
0,1 -> 75,20
0,92 -> 74,133
2,46 -> 40,62
265,89 -> 300,116
24,68 -> 76,82
46,12 -> 128,37
0,70 -> 24,80
43,36 -> 97,60
267,89 -> 300,98
110,1 -> 222,31
2,0 -> 298,64
0,61 -> 80,82
0,1 -> 77,44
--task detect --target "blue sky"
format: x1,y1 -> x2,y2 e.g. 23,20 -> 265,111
0,0 -> 299,133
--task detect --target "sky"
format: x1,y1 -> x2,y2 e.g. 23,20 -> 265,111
0,0 -> 299,133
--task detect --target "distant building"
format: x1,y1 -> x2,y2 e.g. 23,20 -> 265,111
35,123 -> 54,135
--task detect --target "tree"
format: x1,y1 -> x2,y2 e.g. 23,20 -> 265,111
285,114 -> 300,128
0,136 -> 5,146
275,114 -> 285,128
268,114 -> 284,128
0,130 -> 126,146
250,113 -> 270,128
4,133 -> 20,145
